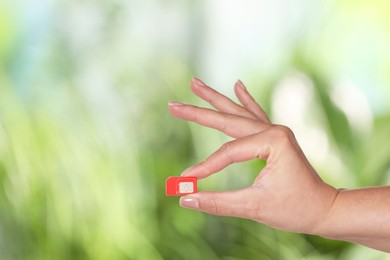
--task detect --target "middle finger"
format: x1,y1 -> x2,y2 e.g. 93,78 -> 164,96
190,78 -> 259,121
169,102 -> 269,138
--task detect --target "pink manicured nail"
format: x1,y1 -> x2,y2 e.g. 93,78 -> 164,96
180,196 -> 199,209
181,165 -> 196,176
169,101 -> 184,106
191,77 -> 206,88
235,79 -> 246,90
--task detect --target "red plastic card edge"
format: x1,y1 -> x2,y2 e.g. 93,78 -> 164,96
166,176 -> 197,196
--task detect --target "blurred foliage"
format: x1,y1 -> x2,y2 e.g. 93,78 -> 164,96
0,0 -> 390,259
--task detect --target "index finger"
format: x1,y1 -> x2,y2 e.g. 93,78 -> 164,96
181,132 -> 271,179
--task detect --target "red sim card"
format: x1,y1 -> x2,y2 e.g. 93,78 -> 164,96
166,176 -> 197,196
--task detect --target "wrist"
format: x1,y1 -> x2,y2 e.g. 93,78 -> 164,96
307,184 -> 341,237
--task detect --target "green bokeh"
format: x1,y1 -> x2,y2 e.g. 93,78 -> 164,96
0,1 -> 389,259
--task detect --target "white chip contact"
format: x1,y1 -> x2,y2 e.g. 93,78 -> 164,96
179,182 -> 194,193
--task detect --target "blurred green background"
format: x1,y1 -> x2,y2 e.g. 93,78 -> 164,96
1,0 -> 390,259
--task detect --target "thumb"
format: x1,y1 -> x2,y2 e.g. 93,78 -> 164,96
179,188 -> 262,219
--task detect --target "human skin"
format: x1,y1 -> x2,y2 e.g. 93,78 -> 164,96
168,77 -> 390,252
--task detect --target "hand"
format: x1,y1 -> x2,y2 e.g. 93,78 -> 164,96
168,78 -> 339,234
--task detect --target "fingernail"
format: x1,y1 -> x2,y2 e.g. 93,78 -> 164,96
191,77 -> 206,88
180,196 -> 199,209
168,101 -> 184,106
235,79 -> 246,90
181,165 -> 196,176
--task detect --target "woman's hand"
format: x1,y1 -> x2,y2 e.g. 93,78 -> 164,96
168,78 -> 339,234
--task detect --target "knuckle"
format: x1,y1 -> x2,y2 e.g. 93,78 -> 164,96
218,114 -> 230,132
223,113 -> 235,123
219,142 -> 230,153
203,197 -> 219,215
198,161 -> 211,176
191,107 -> 199,121
208,96 -> 217,107
218,142 -> 234,163
270,125 -> 294,141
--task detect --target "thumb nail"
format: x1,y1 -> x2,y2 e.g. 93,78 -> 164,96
180,196 -> 199,210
